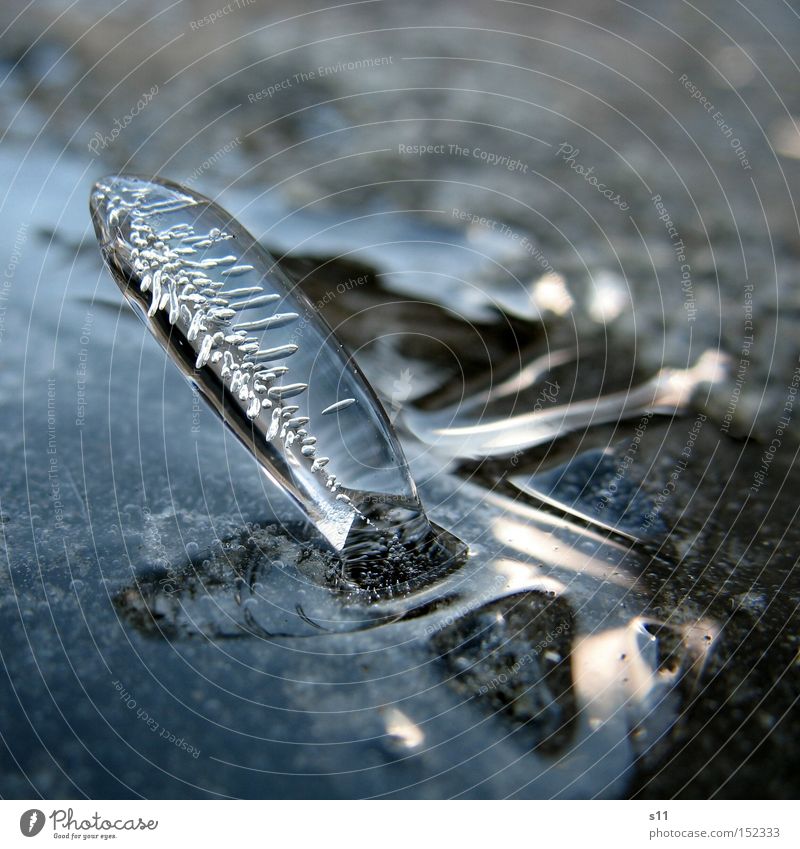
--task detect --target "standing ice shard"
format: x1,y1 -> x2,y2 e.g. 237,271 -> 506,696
89,175 -> 441,569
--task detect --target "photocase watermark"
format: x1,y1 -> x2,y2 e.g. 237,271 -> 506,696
749,360 -> 800,495
0,221 -> 27,345
183,136 -> 241,186
679,73 -> 752,170
191,386 -> 202,434
189,0 -> 256,30
75,311 -> 93,428
424,574 -> 509,637
651,193 -> 696,322
114,679 -> 200,759
475,619 -> 571,696
641,413 -> 706,529
451,207 -> 555,274
593,411 -> 653,514
248,56 -> 394,102
508,380 -> 561,467
88,84 -> 159,154
290,273 -> 370,341
398,142 -> 528,173
720,282 -> 754,435
47,376 -> 66,531
555,143 -> 629,210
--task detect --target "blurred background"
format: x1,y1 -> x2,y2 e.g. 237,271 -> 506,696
0,0 -> 798,799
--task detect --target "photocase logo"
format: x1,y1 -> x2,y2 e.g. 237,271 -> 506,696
15,807 -> 160,837
19,809 -> 45,837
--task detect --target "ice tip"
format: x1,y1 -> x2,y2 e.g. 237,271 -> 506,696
90,174 -> 146,244
90,173 -> 145,211
89,174 -> 199,248
89,172 -> 192,211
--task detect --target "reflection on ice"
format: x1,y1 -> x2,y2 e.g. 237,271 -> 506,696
382,707 -> 425,751
405,350 -> 729,460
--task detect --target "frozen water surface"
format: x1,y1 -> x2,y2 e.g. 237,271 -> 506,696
0,137 -> 795,799
84,176 -> 717,797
